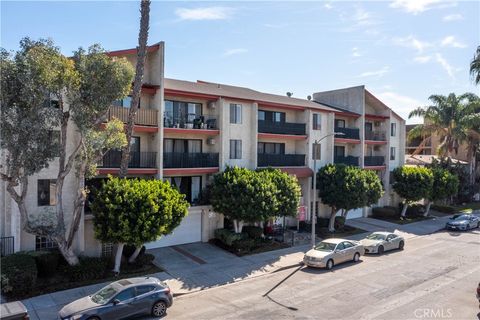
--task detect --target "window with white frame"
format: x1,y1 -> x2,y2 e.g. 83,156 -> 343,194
230,140 -> 242,159
313,113 -> 321,130
36,236 -> 58,250
230,104 -> 242,124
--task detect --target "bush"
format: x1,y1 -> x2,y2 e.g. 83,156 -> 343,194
406,204 -> 425,216
122,245 -> 146,259
214,228 -> 243,246
232,238 -> 255,252
28,250 -> 60,278
1,252 -> 37,295
372,206 -> 398,218
64,257 -> 108,282
242,226 -> 263,239
334,216 -> 346,230
431,204 -> 456,213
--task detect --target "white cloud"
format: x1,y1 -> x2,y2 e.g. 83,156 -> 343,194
223,48 -> 248,57
390,0 -> 455,15
375,91 -> 424,121
352,47 -> 362,57
359,66 -> 389,78
414,55 -> 432,63
393,35 -> 431,53
435,53 -> 459,78
324,3 -> 333,10
443,13 -> 463,21
175,7 -> 234,21
441,35 -> 467,48
353,7 -> 376,26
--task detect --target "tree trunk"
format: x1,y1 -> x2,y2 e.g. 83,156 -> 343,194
58,240 -> 79,265
128,246 -> 142,263
400,203 -> 408,218
113,243 -> 125,274
328,207 -> 337,232
233,220 -> 244,233
424,201 -> 432,217
119,0 -> 151,177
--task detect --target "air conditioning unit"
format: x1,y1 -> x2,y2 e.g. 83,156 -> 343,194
374,121 -> 381,127
207,137 -> 216,145
207,101 -> 216,109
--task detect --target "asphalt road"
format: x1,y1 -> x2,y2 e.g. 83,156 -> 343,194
166,229 -> 480,320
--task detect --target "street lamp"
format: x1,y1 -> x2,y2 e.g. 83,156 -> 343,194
311,131 -> 345,247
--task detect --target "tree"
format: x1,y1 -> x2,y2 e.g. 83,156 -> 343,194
428,157 -> 471,203
392,166 -> 433,218
408,93 -> 480,184
470,45 -> 480,85
119,0 -> 151,177
92,176 -> 189,273
0,39 -> 133,265
424,168 -> 459,216
316,164 -> 383,232
209,167 -> 278,233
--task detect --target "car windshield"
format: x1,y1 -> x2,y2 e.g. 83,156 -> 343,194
366,233 -> 386,240
314,242 -> 337,252
91,284 -> 120,304
452,214 -> 470,220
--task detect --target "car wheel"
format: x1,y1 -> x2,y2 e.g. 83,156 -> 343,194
87,317 -> 101,320
326,259 -> 334,270
398,241 -> 405,250
152,300 -> 167,317
353,252 -> 360,262
377,245 -> 384,255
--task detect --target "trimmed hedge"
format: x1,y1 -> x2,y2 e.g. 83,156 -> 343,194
242,226 -> 263,239
232,238 -> 255,253
214,228 -> 243,246
372,206 -> 398,218
1,252 -> 37,295
431,204 -> 456,213
28,250 -> 60,278
64,257 -> 108,282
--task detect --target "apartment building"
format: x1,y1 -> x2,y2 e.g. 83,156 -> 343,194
0,43 -> 406,256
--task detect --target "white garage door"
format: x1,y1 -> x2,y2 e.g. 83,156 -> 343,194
346,208 -> 363,219
144,210 -> 202,249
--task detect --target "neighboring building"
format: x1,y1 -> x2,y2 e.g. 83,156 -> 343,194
406,124 -> 433,155
0,44 -> 406,255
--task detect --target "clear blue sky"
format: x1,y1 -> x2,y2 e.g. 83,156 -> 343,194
2,1 -> 479,123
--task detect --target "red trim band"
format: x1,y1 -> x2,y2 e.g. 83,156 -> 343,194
334,138 -> 361,144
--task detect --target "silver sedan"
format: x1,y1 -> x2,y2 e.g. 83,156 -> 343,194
360,232 -> 405,254
303,238 -> 364,270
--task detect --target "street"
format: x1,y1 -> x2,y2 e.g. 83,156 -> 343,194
167,229 -> 480,320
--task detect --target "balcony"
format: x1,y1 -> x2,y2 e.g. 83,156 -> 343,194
335,127 -> 360,140
107,105 -> 158,127
365,130 -> 386,141
364,156 -> 385,166
334,156 -> 359,166
258,120 -> 306,136
164,115 -> 217,130
163,152 -> 219,168
99,151 -> 157,168
257,154 -> 306,167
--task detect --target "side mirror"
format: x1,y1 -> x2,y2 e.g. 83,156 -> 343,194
112,299 -> 120,305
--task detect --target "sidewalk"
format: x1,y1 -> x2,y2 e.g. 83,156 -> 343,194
18,212 -> 477,320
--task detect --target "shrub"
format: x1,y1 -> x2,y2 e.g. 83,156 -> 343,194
242,226 -> 263,239
64,257 -> 108,282
0,252 -> 37,295
135,253 -> 155,266
232,238 -> 255,252
405,204 -> 425,216
431,204 -> 456,213
372,206 -> 398,218
214,228 -> 243,246
28,250 -> 60,278
334,216 -> 346,230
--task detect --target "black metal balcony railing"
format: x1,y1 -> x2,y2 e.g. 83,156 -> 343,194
257,154 -> 306,167
99,151 -> 157,168
163,152 -> 219,168
164,115 -> 217,130
364,156 -> 385,166
258,120 -> 306,136
1,236 -> 14,257
334,127 -> 360,140
365,130 -> 386,141
334,156 -> 359,166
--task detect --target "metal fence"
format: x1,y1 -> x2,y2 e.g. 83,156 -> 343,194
0,236 -> 14,256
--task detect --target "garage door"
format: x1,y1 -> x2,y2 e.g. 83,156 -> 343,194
346,208 -> 363,219
144,210 -> 202,249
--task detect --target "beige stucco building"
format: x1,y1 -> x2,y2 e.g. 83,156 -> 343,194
0,43 -> 406,256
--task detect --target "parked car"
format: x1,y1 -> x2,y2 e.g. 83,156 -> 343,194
303,238 -> 364,270
58,277 -> 173,320
360,232 -> 405,254
445,214 -> 479,231
477,282 -> 480,303
0,301 -> 29,320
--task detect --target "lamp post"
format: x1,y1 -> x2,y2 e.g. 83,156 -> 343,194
311,131 -> 345,247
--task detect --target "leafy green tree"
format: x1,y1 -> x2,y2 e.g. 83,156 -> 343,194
392,166 -> 433,218
0,38 -> 133,265
424,168 -> 459,216
317,164 -> 384,232
92,176 -> 189,273
210,167 -> 279,233
470,45 -> 480,85
428,157 -> 472,203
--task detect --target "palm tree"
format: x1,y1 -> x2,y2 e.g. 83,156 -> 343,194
408,93 -> 480,184
470,45 -> 480,85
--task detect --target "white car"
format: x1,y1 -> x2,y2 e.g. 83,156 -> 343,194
303,238 -> 364,270
360,232 -> 405,254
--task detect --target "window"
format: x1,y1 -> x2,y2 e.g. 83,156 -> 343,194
390,147 -> 396,160
165,176 -> 202,204
336,242 -> 345,251
230,104 -> 242,124
258,110 -> 285,123
164,139 -> 202,154
257,142 -> 284,154
164,100 -> 202,128
365,122 -> 373,132
258,110 -> 265,121
391,123 -> 396,137
113,96 -> 134,108
230,140 -> 242,159
136,285 -> 156,296
273,112 -> 283,123
36,236 -> 58,250
334,146 -> 345,158
38,179 -> 56,206
115,288 -> 136,302
313,114 -> 321,130
312,143 -> 321,160
102,242 -> 114,257
343,241 -> 354,249
334,119 -> 345,128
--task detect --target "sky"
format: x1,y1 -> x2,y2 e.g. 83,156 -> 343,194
1,1 -> 479,124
